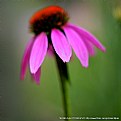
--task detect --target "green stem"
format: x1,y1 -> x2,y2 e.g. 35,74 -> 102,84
55,54 -> 71,120
60,74 -> 70,118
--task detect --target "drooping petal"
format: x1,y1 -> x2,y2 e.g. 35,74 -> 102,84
66,23 -> 106,52
31,68 -> 41,85
51,29 -> 72,62
30,32 -> 48,74
82,37 -> 96,56
20,37 -> 34,80
63,26 -> 89,67
47,44 -> 54,57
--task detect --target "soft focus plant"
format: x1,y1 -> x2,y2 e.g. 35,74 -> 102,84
20,5 -> 106,120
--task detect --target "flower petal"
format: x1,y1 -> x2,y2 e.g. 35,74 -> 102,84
51,29 -> 72,62
30,32 -> 48,74
20,37 -> 34,80
63,26 -> 89,67
67,23 -> 106,52
47,44 -> 54,57
31,68 -> 41,85
82,37 -> 96,56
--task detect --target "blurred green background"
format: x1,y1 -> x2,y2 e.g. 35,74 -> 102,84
0,0 -> 121,121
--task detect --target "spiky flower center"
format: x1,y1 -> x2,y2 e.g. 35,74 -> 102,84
30,6 -> 69,35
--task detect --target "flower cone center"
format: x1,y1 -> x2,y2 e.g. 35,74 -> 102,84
30,6 -> 69,35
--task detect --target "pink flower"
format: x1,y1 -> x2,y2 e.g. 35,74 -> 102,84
20,5 -> 106,84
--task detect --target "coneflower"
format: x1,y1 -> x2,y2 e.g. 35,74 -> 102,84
20,5 -> 106,119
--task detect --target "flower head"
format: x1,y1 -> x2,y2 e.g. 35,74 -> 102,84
30,5 -> 69,35
20,5 -> 106,84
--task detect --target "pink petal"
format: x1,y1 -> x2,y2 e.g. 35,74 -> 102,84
82,37 -> 96,56
30,32 -> 48,74
51,29 -> 72,62
31,68 -> 41,85
47,44 -> 54,57
67,23 -> 106,52
20,37 -> 34,80
63,26 -> 89,67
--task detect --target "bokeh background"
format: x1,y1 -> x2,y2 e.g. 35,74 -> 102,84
0,0 -> 121,121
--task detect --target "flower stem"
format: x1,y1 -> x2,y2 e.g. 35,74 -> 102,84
55,54 -> 71,120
